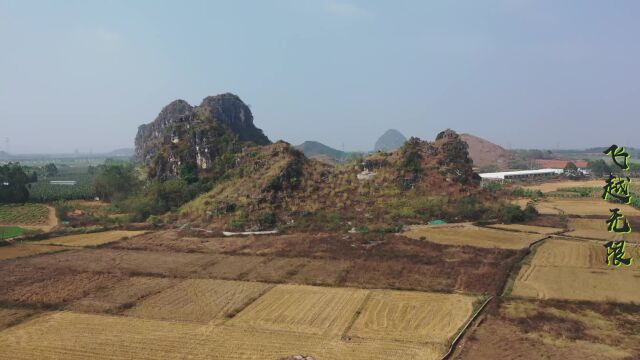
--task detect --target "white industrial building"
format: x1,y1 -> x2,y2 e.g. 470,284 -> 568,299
479,168 -> 563,182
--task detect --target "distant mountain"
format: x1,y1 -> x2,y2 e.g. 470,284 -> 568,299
0,151 -> 10,160
106,148 -> 134,157
459,133 -> 509,170
374,129 -> 406,152
295,141 -> 345,162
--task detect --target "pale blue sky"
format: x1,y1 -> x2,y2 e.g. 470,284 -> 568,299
1,0 -> 639,153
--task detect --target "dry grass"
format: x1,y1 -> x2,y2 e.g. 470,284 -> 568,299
0,272 -> 123,307
529,238 -> 640,271
198,255 -> 268,280
68,277 -> 179,313
126,279 -> 271,323
566,218 -> 640,242
486,223 -> 563,234
0,308 -> 36,331
230,284 -> 368,336
0,244 -> 64,261
242,257 -> 308,283
290,258 -> 352,286
348,290 -> 477,344
403,224 -> 544,249
39,230 -> 147,247
522,179 -> 606,193
16,248 -> 218,277
459,299 -> 640,360
528,199 -> 640,216
0,311 -> 444,360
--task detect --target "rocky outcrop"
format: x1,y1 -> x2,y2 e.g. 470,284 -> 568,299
135,93 -> 270,179
397,129 -> 479,189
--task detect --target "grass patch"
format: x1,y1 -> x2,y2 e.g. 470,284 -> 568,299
0,226 -> 25,240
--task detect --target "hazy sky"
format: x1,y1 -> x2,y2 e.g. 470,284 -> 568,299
1,0 -> 639,154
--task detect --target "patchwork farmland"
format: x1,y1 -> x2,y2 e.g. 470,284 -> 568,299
1,197 -> 639,359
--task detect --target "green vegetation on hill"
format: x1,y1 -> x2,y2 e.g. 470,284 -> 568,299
178,130 -> 522,232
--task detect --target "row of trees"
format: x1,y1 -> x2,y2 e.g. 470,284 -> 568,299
0,163 -> 30,203
93,161 -> 210,221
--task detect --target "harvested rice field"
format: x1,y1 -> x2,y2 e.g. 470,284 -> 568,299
229,284 -> 368,336
486,223 -> 563,234
0,243 -> 64,261
510,239 -> 640,303
68,277 -> 179,313
403,224 -> 544,249
566,218 -> 640,242
0,311 -> 444,360
527,199 -> 640,216
348,290 -> 478,344
126,279 -> 272,323
39,230 -> 147,247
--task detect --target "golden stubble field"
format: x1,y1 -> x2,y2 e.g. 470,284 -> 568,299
39,230 -> 147,247
229,284 -> 368,336
566,218 -> 640,242
0,243 -> 64,261
0,311 -> 446,360
486,223 -> 563,234
403,224 -> 545,249
511,238 -> 640,303
0,283 -> 477,360
126,279 -> 272,323
525,199 -> 640,216
522,179 -> 605,193
347,290 -> 477,344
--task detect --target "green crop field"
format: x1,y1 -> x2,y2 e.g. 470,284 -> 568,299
0,226 -> 25,240
0,204 -> 49,225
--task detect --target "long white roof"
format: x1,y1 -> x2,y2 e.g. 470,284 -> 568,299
479,168 -> 563,179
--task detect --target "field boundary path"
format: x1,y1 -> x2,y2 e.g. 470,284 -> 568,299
440,296 -> 493,360
447,233 -> 557,359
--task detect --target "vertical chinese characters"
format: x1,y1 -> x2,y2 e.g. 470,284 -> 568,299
603,145 -> 633,267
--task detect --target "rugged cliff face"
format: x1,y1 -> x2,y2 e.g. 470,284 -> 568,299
135,93 -> 270,179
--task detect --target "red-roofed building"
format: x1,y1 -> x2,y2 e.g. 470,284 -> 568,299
536,159 -> 588,169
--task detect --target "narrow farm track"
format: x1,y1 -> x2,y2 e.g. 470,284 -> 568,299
446,232 -> 559,360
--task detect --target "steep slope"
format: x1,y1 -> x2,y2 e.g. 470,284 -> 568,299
374,129 -> 407,152
295,141 -> 345,162
135,93 -> 270,179
459,133 -> 509,170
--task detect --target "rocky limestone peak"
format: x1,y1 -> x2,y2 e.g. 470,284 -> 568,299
134,93 -> 271,179
196,93 -> 269,145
